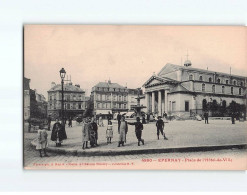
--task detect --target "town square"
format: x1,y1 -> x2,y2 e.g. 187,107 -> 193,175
23,25 -> 247,170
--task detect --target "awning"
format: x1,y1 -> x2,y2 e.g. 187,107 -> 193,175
96,110 -> 112,115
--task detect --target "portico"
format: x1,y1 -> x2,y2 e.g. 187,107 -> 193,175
143,74 -> 177,115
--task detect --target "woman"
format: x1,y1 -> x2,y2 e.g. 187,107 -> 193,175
51,118 -> 67,147
118,115 -> 128,147
82,117 -> 92,149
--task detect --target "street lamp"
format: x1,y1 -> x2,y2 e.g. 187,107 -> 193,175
60,68 -> 66,125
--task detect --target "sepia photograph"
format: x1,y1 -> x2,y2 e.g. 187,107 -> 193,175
23,25 -> 247,170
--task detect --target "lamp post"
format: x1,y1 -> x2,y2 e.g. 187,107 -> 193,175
60,68 -> 66,125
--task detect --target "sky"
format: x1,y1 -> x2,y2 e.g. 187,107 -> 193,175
24,25 -> 247,99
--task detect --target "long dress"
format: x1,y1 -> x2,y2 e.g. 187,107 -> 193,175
82,122 -> 91,142
51,122 -> 67,142
118,121 -> 128,142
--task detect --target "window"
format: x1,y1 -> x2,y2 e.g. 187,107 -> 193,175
240,82 -> 243,86
113,95 -> 116,101
212,85 -> 215,93
124,104 -> 126,109
189,74 -> 193,80
73,95 -> 76,100
113,103 -> 116,108
231,87 -> 233,95
97,103 -> 101,108
209,77 -> 212,83
119,95 -> 122,101
67,104 -> 70,110
233,80 -> 236,85
199,76 -> 203,81
185,101 -> 189,112
226,80 -> 229,84
78,104 -> 81,109
102,103 -> 105,108
119,103 -> 121,109
124,96 -> 126,101
113,88 -> 115,91
217,78 -> 220,84
202,83 -> 205,92
239,88 -> 242,95
222,86 -> 225,94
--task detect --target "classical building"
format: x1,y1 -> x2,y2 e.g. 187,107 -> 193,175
143,60 -> 247,118
47,82 -> 86,119
91,80 -> 128,116
127,88 -> 143,111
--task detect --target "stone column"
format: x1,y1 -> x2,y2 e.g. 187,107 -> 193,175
164,90 -> 168,113
145,92 -> 150,113
152,91 -> 155,113
158,90 -> 162,116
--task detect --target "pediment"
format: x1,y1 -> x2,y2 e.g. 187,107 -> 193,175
143,75 -> 179,88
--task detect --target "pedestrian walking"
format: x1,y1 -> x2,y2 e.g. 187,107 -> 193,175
51,118 -> 67,147
82,118 -> 92,149
156,116 -> 168,140
68,117 -> 72,127
147,113 -> 150,123
128,117 -> 144,146
118,115 -> 128,147
231,112 -> 235,124
117,111 -> 121,130
204,112 -> 209,124
36,124 -> 49,157
106,120 -> 113,144
99,115 -> 104,127
90,117 -> 99,147
47,115 -> 51,131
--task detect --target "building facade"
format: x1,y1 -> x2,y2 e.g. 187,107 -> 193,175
24,77 -> 31,120
143,61 -> 247,118
91,80 -> 128,116
47,82 -> 86,120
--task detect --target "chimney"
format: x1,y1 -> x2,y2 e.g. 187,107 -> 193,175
51,82 -> 56,88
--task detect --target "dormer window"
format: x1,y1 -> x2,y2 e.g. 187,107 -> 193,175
217,78 -> 220,84
226,80 -> 229,84
189,74 -> 193,80
202,83 -> 205,92
209,77 -> 212,83
199,76 -> 203,81
233,80 -> 236,85
222,86 -> 225,94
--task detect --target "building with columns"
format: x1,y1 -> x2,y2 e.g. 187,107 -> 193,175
143,60 -> 247,119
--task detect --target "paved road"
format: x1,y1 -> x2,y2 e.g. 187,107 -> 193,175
24,132 -> 247,169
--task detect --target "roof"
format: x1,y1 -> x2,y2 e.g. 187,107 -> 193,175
158,63 -> 247,79
170,84 -> 191,93
143,74 -> 178,87
94,82 -> 126,89
48,84 -> 84,92
24,77 -> 30,90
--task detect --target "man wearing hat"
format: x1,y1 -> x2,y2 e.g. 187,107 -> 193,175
156,116 -> 168,140
128,117 -> 144,146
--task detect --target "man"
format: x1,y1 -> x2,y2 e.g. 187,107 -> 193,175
68,117 -> 72,127
117,111 -> 121,131
147,113 -> 150,123
231,112 -> 235,124
156,116 -> 168,140
128,117 -> 144,146
204,111 -> 209,124
118,115 -> 128,147
82,117 -> 92,149
90,117 -> 99,146
47,115 -> 51,130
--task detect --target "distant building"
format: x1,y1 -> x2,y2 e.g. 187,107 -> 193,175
143,60 -> 247,118
24,77 -> 47,120
91,80 -> 128,117
24,77 -> 31,120
47,82 -> 86,119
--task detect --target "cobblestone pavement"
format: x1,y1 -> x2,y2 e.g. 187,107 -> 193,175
24,131 -> 247,169
27,120 -> 247,152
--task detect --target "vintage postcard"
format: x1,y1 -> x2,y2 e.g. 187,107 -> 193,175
23,25 -> 247,170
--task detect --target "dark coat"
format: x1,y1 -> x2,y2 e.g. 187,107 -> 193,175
156,119 -> 164,129
51,122 -> 67,141
91,122 -> 98,139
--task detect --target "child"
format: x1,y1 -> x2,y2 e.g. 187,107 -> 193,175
36,124 -> 48,157
106,120 -> 113,144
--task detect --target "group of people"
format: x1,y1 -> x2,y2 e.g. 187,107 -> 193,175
36,113 -> 169,157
